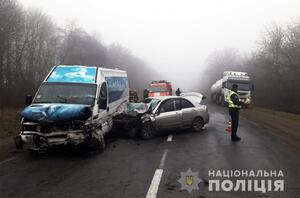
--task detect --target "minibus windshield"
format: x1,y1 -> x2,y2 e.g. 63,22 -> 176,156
33,82 -> 97,106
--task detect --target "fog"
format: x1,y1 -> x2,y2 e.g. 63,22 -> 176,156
20,0 -> 300,89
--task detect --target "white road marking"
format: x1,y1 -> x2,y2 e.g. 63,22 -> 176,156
146,169 -> 163,198
0,156 -> 17,166
146,149 -> 169,198
167,134 -> 173,142
159,149 -> 169,169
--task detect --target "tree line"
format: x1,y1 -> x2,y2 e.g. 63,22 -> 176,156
0,0 -> 159,108
200,19 -> 300,114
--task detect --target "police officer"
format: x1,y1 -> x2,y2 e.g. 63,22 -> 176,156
143,89 -> 149,99
175,88 -> 181,96
226,84 -> 243,141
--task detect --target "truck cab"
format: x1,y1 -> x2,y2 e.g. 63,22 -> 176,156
211,71 -> 254,107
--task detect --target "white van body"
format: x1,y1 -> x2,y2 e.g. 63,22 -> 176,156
92,67 -> 129,134
18,65 -> 129,151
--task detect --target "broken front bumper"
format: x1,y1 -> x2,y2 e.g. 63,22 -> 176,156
19,130 -> 86,150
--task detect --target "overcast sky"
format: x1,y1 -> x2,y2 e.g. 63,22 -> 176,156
20,0 -> 300,89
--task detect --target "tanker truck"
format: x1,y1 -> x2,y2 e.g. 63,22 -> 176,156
210,71 -> 254,107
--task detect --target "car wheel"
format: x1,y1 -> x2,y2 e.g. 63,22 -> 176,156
89,137 -> 105,153
89,131 -> 105,153
192,117 -> 204,132
140,122 -> 155,139
14,135 -> 23,150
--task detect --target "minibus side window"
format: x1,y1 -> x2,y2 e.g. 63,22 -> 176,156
98,82 -> 107,110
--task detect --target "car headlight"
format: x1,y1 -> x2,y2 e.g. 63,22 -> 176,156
22,123 -> 41,132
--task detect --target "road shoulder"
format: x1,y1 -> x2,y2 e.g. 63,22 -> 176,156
0,137 -> 16,162
241,106 -> 300,149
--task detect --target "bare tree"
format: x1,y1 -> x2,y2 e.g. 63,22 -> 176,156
201,20 -> 300,113
0,0 -> 158,108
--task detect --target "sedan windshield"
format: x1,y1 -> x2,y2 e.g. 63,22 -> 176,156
143,98 -> 161,110
33,82 -> 97,106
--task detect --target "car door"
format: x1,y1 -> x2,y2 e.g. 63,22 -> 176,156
154,99 -> 182,130
180,98 -> 196,128
97,82 -> 111,134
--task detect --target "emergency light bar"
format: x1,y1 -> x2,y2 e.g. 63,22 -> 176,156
224,71 -> 248,76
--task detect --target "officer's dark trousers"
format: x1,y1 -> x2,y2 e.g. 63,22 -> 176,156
229,108 -> 239,138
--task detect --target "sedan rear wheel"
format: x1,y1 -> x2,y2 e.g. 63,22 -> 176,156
192,117 -> 204,132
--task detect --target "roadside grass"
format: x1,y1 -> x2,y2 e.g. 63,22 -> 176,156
243,105 -> 300,143
248,105 -> 300,121
0,109 -> 21,139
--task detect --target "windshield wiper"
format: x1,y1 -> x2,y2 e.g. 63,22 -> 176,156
68,95 -> 95,99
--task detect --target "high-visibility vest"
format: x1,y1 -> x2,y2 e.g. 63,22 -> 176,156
227,90 -> 241,109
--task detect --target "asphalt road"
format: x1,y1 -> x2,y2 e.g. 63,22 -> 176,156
0,103 -> 299,198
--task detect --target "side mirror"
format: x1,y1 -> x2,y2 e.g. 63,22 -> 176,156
202,96 -> 206,100
25,95 -> 33,107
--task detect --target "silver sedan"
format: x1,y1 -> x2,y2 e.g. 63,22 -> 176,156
140,94 -> 209,139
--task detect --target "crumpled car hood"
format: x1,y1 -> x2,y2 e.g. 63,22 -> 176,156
21,103 -> 92,124
181,92 -> 204,103
125,102 -> 151,117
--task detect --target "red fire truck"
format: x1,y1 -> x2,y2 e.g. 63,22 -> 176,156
147,80 -> 172,97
